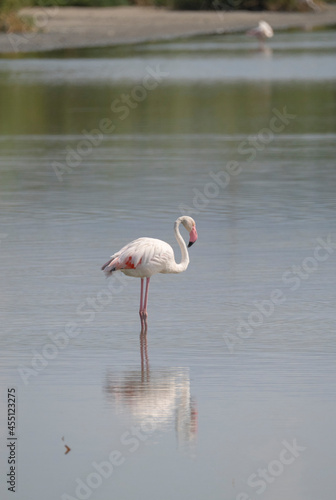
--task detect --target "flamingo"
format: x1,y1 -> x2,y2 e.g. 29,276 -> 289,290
247,21 -> 274,50
102,216 -> 198,329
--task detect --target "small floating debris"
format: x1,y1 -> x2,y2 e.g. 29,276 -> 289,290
62,437 -> 71,454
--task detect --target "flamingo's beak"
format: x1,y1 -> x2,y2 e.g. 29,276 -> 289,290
188,226 -> 198,248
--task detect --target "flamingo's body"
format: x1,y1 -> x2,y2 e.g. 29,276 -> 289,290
102,216 -> 198,329
247,21 -> 273,49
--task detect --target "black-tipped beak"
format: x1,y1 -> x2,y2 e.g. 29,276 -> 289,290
188,226 -> 198,248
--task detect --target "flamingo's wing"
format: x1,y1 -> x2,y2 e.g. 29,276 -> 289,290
102,238 -> 173,276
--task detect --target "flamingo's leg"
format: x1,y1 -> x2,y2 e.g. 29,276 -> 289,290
138,277 -> 150,330
143,277 -> 150,318
258,35 -> 265,51
139,278 -> 144,317
139,278 -> 148,331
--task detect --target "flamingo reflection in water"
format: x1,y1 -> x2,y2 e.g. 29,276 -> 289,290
104,332 -> 197,447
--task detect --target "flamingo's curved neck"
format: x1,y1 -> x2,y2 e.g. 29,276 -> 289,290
172,218 -> 189,273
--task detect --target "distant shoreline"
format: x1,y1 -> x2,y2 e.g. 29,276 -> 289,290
1,5 -> 336,54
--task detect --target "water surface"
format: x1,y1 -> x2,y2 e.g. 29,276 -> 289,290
0,30 -> 336,500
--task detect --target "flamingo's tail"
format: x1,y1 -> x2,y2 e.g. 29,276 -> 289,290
101,258 -> 117,277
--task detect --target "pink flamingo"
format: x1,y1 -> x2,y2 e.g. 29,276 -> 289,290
247,21 -> 274,50
102,216 -> 198,330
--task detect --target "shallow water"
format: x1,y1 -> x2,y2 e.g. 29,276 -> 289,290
0,30 -> 336,500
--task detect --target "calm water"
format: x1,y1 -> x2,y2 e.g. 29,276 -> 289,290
1,31 -> 336,500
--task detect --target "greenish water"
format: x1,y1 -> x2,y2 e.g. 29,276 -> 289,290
0,30 -> 336,500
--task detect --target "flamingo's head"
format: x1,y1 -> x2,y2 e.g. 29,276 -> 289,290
180,216 -> 198,248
